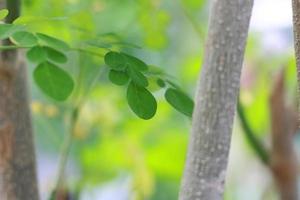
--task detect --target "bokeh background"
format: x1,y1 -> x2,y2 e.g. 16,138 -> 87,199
20,0 -> 298,199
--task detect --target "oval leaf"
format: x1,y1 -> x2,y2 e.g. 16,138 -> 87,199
127,82 -> 157,120
34,62 -> 74,101
127,66 -> 148,87
0,9 -> 9,20
157,78 -> 166,88
0,24 -> 23,39
11,31 -> 38,46
165,88 -> 194,117
44,46 -> 67,63
109,70 -> 129,86
104,51 -> 126,70
27,46 -> 47,63
36,33 -> 70,51
122,53 -> 148,71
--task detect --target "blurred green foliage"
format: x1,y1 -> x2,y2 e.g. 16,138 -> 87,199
20,0 -> 298,199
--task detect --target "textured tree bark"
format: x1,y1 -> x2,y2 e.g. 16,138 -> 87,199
179,1 -> 254,199
292,0 -> 300,95
0,0 -> 39,199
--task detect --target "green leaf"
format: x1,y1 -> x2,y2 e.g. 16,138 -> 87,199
0,24 -> 23,39
157,78 -> 166,88
108,70 -> 129,86
44,46 -> 67,63
104,51 -> 127,70
127,82 -> 157,120
122,53 -> 148,71
27,46 -> 47,63
0,9 -> 9,20
127,66 -> 148,87
34,62 -> 74,101
11,31 -> 38,46
36,33 -> 70,51
165,88 -> 194,117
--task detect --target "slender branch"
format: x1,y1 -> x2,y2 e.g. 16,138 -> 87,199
237,99 -> 270,165
54,107 -> 79,200
269,69 -> 299,200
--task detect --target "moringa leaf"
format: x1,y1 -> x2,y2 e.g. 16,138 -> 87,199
34,61 -> 74,101
122,52 -> 148,71
156,78 -> 166,88
36,33 -> 70,51
27,46 -> 47,63
11,31 -> 38,46
0,9 -> 9,20
108,70 -> 129,86
104,51 -> 127,70
127,82 -> 157,120
127,66 -> 148,87
0,24 -> 23,39
165,88 -> 194,117
43,46 -> 67,63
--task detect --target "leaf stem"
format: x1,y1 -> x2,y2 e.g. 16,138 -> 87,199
237,99 -> 270,165
71,47 -> 105,57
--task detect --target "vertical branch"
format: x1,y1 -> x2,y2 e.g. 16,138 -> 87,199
269,70 -> 298,200
179,0 -> 254,199
0,0 -> 39,199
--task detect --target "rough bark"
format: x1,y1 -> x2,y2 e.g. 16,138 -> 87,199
292,0 -> 300,97
0,0 -> 39,199
179,0 -> 254,199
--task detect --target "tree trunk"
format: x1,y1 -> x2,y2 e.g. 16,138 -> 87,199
0,0 -> 39,199
292,0 -> 300,96
179,1 -> 253,199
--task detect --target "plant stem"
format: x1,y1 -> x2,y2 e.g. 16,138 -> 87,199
237,99 -> 270,165
0,45 -> 31,50
54,107 -> 79,199
71,47 -> 105,57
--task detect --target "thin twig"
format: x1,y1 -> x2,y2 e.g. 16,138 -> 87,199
237,99 -> 270,165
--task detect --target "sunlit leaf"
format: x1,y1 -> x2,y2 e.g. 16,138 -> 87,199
0,9 -> 9,20
104,51 -> 127,70
27,46 -> 47,63
34,61 -> 74,101
127,66 -> 148,87
127,82 -> 157,120
36,33 -> 70,51
11,31 -> 38,46
109,70 -> 129,86
165,88 -> 194,117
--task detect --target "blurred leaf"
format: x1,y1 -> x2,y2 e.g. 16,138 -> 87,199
108,70 -> 129,86
0,9 -> 9,20
27,46 -> 47,63
165,88 -> 194,117
127,66 -> 149,87
157,79 -> 166,88
34,61 -> 74,101
127,82 -> 157,120
0,24 -> 23,39
36,33 -> 70,51
44,46 -> 67,64
104,51 -> 127,70
11,31 -> 38,46
122,53 -> 148,71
